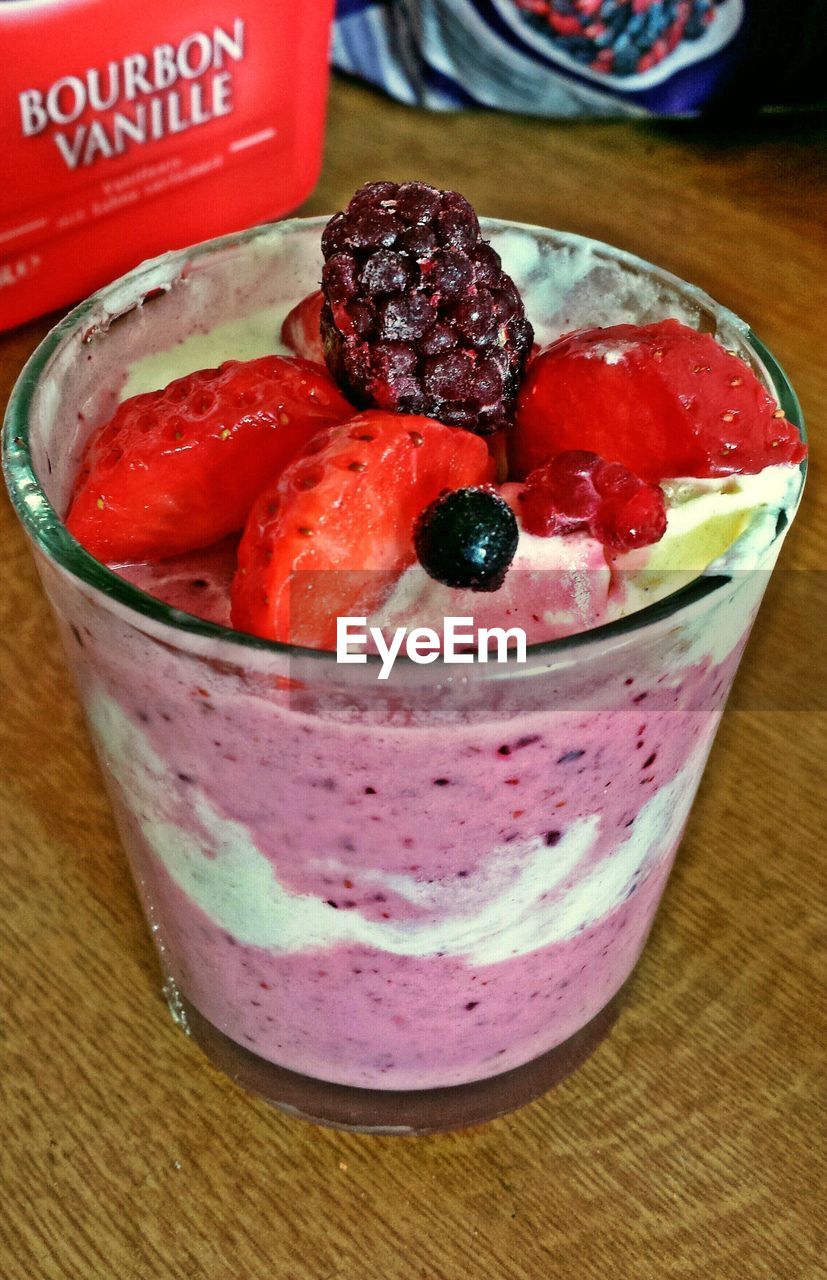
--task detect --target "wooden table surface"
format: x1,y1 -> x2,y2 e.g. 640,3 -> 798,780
1,79 -> 825,1279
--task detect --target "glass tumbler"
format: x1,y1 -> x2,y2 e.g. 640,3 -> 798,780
3,218 -> 806,1132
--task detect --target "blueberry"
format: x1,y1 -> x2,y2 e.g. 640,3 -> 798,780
562,37 -> 595,63
414,487 -> 518,591
642,9 -> 668,43
612,35 -> 639,75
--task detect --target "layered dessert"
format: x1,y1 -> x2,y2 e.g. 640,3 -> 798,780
13,184 -> 806,1127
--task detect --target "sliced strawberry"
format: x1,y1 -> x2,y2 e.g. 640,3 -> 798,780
66,356 -> 353,562
231,411 -> 493,646
512,319 -> 806,482
281,291 -> 325,364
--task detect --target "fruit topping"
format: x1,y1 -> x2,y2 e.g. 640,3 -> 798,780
281,291 -> 325,364
414,487 -> 519,591
230,411 -> 493,645
519,451 -> 667,551
513,0 -> 725,79
319,181 -> 534,436
513,319 -> 806,482
66,356 -> 353,562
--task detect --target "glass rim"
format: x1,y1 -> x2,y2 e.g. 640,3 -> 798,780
2,216 -> 808,669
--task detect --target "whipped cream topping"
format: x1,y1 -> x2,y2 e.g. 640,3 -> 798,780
362,464 -> 801,648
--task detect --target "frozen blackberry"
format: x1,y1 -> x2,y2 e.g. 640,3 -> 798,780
414,487 -> 519,591
320,181 -> 534,436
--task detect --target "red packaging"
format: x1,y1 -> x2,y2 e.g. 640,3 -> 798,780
0,0 -> 335,330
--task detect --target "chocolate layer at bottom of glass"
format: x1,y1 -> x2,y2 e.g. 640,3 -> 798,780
173,990 -> 623,1134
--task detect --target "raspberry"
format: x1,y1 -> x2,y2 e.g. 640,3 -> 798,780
320,182 -> 534,436
519,451 -> 667,552
414,487 -> 519,591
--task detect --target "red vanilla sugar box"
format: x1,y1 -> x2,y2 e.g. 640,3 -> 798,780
0,0 -> 335,330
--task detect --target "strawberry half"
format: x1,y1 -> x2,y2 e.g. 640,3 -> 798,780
512,319 -> 806,482
66,356 -> 353,562
281,291 -> 325,364
231,410 -> 493,646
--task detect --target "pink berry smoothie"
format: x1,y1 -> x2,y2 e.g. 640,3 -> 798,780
5,216 -> 805,1129
79,609 -> 727,1091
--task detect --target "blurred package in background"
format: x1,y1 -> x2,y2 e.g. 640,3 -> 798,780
1,0 -> 334,330
333,0 -> 827,118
